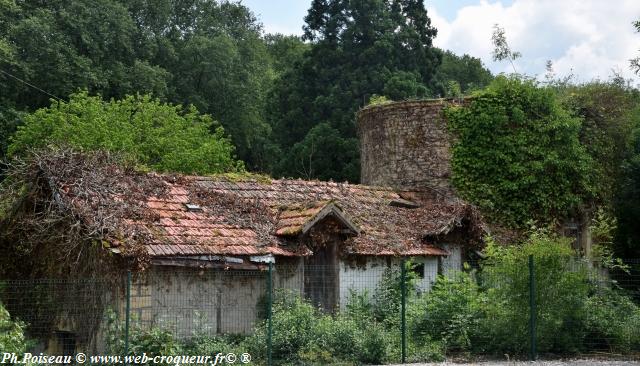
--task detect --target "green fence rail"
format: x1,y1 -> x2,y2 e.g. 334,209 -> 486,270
1,257 -> 640,365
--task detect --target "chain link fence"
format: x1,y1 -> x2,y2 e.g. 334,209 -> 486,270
1,257 -> 640,365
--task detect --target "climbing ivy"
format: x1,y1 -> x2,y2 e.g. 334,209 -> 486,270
445,76 -> 594,227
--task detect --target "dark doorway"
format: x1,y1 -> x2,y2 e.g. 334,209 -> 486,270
303,235 -> 340,313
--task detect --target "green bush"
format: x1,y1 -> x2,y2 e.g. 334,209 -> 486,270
481,230 -> 591,354
247,291 -> 320,363
105,311 -> 181,364
0,301 -> 28,356
9,92 -> 243,175
246,290 -> 392,365
372,263 -> 417,327
344,279 -> 444,364
409,272 -> 486,352
403,229 -> 640,358
585,288 -> 640,352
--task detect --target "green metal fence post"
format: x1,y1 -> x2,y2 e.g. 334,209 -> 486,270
267,262 -> 273,366
124,270 -> 131,363
124,271 -> 131,365
528,255 -> 537,361
400,260 -> 407,364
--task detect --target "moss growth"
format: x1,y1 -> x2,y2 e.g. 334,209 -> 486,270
211,171 -> 272,184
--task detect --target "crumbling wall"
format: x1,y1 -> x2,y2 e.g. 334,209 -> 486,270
357,99 -> 466,194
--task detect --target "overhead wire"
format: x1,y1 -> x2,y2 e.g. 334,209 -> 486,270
0,67 -> 63,102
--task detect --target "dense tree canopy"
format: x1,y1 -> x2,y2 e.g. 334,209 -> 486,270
0,0 -> 271,170
264,34 -> 309,77
552,79 -> 640,257
8,0 -> 640,255
433,50 -> 493,96
9,93 -> 242,174
0,0 -> 495,182
268,0 -> 442,182
558,81 -> 640,207
279,122 -> 359,181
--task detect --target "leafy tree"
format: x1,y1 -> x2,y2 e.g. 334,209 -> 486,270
491,24 -> 521,73
446,76 -> 594,227
0,0 -> 272,171
433,50 -> 493,96
8,92 -> 242,175
559,81 -> 640,207
118,0 -> 274,170
383,70 -> 430,100
0,0 -> 164,108
278,123 -> 359,181
0,0 -> 172,162
269,0 -> 441,182
264,34 -> 309,77
552,80 -> 640,257
631,20 -> 640,75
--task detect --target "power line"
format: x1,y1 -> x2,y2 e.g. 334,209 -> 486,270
0,68 -> 63,102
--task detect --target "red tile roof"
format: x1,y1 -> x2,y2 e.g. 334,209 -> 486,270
39,154 -> 483,260
188,178 -> 482,256
119,179 -> 480,258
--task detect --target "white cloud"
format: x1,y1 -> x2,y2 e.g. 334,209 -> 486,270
262,22 -> 303,36
428,0 -> 640,81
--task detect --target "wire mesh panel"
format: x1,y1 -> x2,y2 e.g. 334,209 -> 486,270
0,278 -> 114,355
403,256 -> 640,362
555,259 -> 640,355
130,267 -> 268,338
2,257 -> 640,365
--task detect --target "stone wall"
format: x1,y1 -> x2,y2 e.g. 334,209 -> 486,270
357,99 -> 466,194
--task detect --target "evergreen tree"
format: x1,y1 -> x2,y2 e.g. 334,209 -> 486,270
270,0 -> 440,182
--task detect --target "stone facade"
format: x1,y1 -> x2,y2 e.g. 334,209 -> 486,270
357,99 -> 465,194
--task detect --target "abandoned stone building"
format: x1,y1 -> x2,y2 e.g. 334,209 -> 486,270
1,98 -> 498,353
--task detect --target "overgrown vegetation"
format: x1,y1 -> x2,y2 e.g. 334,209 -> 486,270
409,271 -> 485,354
8,92 -> 243,175
446,76 -> 594,227
0,149 -> 171,277
0,0 -> 494,181
103,232 -> 640,364
3,0 -> 640,257
444,74 -> 640,258
0,299 -> 28,356
410,230 -> 640,356
0,0 -> 272,170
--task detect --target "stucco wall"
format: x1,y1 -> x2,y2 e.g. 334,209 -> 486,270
357,99 -> 466,192
128,267 -> 267,337
125,262 -> 306,337
338,255 -> 449,310
120,250 -> 464,337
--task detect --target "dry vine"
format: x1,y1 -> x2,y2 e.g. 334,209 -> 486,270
0,148 -> 171,348
187,185 -> 279,247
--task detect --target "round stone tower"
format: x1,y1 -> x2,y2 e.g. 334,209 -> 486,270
357,99 -> 465,194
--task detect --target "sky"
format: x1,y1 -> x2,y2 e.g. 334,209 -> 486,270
241,0 -> 640,82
